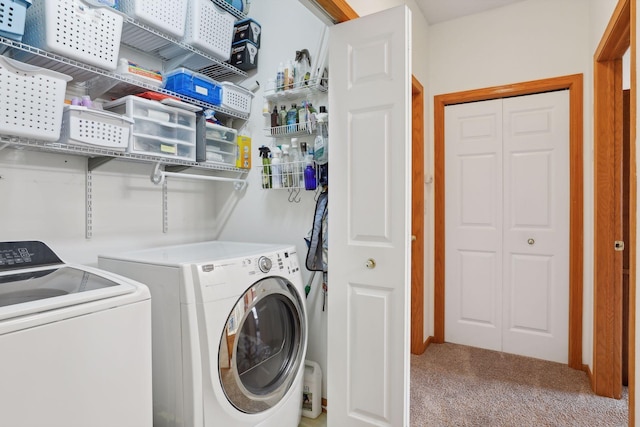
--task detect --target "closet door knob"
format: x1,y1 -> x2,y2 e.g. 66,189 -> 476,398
527,238 -> 535,245
365,258 -> 376,269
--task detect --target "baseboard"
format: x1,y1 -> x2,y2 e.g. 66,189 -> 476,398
584,364 -> 593,386
411,336 -> 433,355
424,336 -> 434,351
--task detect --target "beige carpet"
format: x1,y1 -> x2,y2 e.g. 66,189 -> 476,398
411,343 -> 628,427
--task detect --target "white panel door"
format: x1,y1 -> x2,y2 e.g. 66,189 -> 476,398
502,91 -> 569,363
328,5 -> 411,427
445,91 -> 569,363
445,99 -> 503,351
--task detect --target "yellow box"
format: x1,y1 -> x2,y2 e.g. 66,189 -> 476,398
236,135 -> 251,169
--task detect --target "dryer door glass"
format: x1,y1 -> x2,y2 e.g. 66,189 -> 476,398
219,276 -> 306,413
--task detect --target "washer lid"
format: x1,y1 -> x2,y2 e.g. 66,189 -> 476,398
0,266 -> 136,322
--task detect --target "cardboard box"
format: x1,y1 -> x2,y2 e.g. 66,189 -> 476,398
236,135 -> 251,169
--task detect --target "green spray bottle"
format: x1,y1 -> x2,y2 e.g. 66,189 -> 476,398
259,146 -> 272,188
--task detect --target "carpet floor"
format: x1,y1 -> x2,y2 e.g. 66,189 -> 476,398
410,343 -> 628,427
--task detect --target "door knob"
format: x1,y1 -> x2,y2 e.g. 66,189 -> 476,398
365,258 -> 376,269
527,238 -> 535,245
411,235 -> 417,242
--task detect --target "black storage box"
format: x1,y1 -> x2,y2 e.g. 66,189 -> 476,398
228,40 -> 259,71
232,18 -> 261,47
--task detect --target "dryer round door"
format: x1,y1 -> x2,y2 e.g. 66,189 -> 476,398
218,276 -> 306,413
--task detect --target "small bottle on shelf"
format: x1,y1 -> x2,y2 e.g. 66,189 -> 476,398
278,105 -> 288,134
304,155 -> 317,191
286,103 -> 298,133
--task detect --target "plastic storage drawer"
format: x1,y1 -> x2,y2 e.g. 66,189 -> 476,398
59,106 -> 134,152
163,68 -> 222,105
119,0 -> 188,39
0,0 -> 31,42
220,82 -> 254,114
183,0 -> 235,61
22,0 -> 123,70
103,96 -> 197,161
196,121 -> 237,165
0,56 -> 71,141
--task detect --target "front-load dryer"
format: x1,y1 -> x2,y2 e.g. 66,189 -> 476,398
98,241 -> 308,427
0,241 -> 152,427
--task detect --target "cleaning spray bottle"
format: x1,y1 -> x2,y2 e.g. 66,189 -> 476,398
313,106 -> 328,164
259,146 -> 271,188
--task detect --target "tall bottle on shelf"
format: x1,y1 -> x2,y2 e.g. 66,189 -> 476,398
278,105 -> 288,134
281,144 -> 293,188
276,62 -> 284,92
271,147 -> 283,189
259,146 -> 271,189
290,137 -> 304,187
270,106 -> 279,135
314,106 -> 328,164
286,103 -> 298,133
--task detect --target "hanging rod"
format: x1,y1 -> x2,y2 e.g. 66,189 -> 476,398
151,163 -> 247,190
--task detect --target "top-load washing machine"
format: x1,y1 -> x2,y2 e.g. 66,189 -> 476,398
98,241 -> 308,427
0,241 -> 152,427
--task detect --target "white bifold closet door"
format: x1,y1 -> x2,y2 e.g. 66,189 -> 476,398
444,90 -> 570,363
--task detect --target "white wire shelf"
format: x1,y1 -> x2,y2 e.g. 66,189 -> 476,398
0,38 -> 249,121
120,17 -> 247,82
264,122 -> 317,137
0,134 -> 248,174
264,77 -> 328,101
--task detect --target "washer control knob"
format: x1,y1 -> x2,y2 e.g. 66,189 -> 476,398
258,256 -> 272,273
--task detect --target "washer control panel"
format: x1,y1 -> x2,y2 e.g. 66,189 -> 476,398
257,256 -> 272,273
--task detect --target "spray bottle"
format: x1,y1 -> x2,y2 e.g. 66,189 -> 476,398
259,146 -> 271,188
314,106 -> 328,164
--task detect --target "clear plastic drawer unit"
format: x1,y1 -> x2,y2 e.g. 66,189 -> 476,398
196,122 -> 238,166
104,96 -> 197,161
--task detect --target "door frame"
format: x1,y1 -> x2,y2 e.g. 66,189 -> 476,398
593,0 -> 636,414
433,74 -> 584,372
411,76 -> 426,354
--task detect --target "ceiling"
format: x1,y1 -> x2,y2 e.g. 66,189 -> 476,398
414,0 -> 528,24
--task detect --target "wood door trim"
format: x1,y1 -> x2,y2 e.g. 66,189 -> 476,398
433,74 -> 584,371
629,2 -> 636,424
411,76 -> 426,354
593,0 -> 635,406
314,0 -> 359,22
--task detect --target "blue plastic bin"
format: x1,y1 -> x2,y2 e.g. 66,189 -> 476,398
163,68 -> 222,105
0,0 -> 31,42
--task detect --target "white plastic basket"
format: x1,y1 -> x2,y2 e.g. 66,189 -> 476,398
183,0 -> 235,61
119,0 -> 188,38
22,0 -> 123,70
0,56 -> 71,141
59,106 -> 134,151
220,82 -> 254,114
